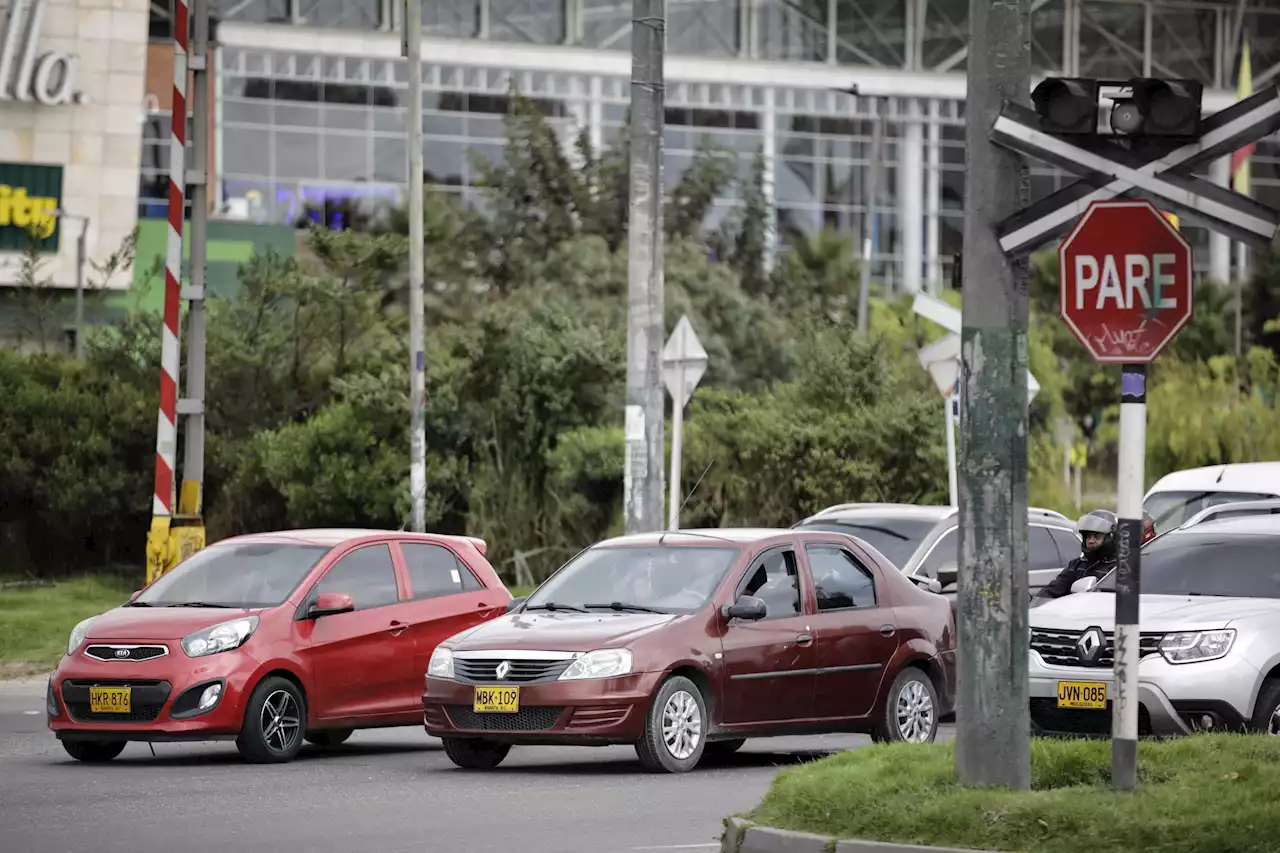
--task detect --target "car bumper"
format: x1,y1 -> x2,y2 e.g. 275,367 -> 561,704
1028,652 -> 1256,738
423,672 -> 665,745
47,645 -> 261,741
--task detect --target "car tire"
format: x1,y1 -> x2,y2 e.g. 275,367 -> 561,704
236,676 -> 306,764
441,736 -> 511,769
635,675 -> 708,773
61,739 -> 127,763
702,738 -> 746,760
871,667 -> 939,745
1250,678 -> 1280,735
305,728 -> 353,748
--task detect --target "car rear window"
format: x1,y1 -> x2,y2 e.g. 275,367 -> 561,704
1095,532 -> 1280,598
1144,490 -> 1276,534
793,517 -> 938,569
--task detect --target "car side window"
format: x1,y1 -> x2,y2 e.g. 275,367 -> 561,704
1049,527 -> 1081,563
737,549 -> 802,620
310,544 -> 400,611
1029,525 -> 1063,570
401,543 -> 484,599
916,528 -> 957,580
805,545 -> 877,610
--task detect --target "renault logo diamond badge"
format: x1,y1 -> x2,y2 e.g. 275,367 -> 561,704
1076,627 -> 1105,663
495,660 -> 511,681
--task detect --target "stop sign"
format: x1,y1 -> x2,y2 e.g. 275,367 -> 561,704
1058,199 -> 1194,364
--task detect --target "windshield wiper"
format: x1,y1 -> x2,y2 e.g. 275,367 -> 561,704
584,601 -> 667,614
164,601 -> 236,608
123,601 -> 153,607
523,602 -> 589,613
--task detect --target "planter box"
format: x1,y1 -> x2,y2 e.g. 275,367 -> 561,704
722,818 -> 999,853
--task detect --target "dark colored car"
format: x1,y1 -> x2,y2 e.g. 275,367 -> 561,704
422,527 -> 956,773
49,529 -> 510,764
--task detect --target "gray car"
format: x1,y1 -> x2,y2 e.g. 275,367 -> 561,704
793,503 -> 1080,599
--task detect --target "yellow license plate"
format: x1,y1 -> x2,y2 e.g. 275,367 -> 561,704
89,686 -> 131,714
473,686 -> 520,713
1057,681 -> 1107,710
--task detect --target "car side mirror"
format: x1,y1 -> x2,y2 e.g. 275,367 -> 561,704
128,589 -> 142,603
722,595 -> 767,621
1071,576 -> 1098,594
310,592 -> 355,618
936,564 -> 958,589
912,576 -> 943,595
505,596 -> 526,613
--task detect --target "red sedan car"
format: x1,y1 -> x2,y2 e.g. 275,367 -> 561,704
49,529 -> 510,764
423,528 -> 955,773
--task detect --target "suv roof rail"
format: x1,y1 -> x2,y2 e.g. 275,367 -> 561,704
1180,499 -> 1280,529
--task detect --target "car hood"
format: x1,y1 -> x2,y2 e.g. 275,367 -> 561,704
1031,593 -> 1280,632
84,606 -> 263,640
446,610 -> 682,652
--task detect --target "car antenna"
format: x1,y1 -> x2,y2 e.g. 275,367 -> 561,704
660,458 -> 716,544
1215,465 -> 1227,484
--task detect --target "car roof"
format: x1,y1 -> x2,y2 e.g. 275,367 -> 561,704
594,528 -> 793,547
214,528 -> 488,552
1146,462 -> 1280,497
1167,515 -> 1280,537
799,503 -> 956,523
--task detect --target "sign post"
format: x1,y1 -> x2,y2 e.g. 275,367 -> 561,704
1058,198 -> 1194,791
916,332 -> 962,507
662,316 -> 708,530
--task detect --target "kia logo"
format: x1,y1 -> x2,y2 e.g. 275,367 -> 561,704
114,649 -> 130,659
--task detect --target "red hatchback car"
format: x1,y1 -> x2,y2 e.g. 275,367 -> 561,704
49,529 -> 510,764
423,528 -> 956,773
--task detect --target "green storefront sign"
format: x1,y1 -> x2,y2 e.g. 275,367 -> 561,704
0,162 -> 62,253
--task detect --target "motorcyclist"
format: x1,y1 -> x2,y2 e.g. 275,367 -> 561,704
1143,512 -> 1157,544
1034,509 -> 1118,601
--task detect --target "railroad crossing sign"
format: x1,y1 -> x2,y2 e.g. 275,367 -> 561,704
1058,199 -> 1194,364
993,85 -> 1280,257
911,293 -> 1040,403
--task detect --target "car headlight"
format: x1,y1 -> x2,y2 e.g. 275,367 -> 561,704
67,617 -> 95,656
427,646 -> 454,679
559,649 -> 633,681
181,616 -> 259,658
1159,629 -> 1235,664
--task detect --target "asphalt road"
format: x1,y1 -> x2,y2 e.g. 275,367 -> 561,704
0,679 -> 953,853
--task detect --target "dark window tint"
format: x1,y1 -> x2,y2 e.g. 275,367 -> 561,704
1029,525 -> 1064,570
136,542 -> 329,607
916,527 -> 957,580
310,544 -> 399,610
795,517 -> 938,568
738,550 -> 802,619
402,543 -> 482,599
1049,527 -> 1081,562
806,546 -> 877,610
1143,490 -> 1275,534
1096,533 -> 1280,597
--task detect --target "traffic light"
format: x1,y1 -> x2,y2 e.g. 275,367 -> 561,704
1109,78 -> 1203,137
1031,78 -> 1099,134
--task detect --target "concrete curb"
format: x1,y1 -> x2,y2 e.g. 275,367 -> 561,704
722,818 -> 998,853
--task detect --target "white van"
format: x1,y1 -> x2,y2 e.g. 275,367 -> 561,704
1143,462 -> 1280,533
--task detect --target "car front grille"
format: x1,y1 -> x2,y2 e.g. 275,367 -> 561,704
1031,628 -> 1164,668
84,644 -> 169,662
60,680 -> 171,723
453,658 -> 575,684
445,706 -> 565,731
1030,698 -> 1153,737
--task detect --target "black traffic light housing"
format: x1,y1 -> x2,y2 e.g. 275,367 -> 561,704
1031,78 -> 1099,134
1110,78 -> 1203,138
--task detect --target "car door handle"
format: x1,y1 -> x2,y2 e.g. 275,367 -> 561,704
879,624 -> 896,637
795,633 -> 814,647
388,620 -> 407,636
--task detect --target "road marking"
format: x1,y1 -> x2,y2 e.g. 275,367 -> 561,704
630,845 -> 719,850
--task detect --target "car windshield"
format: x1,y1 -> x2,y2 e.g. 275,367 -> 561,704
134,542 -> 331,608
794,517 -> 938,568
1094,532 -> 1280,598
524,545 -> 740,614
1143,490 -> 1275,534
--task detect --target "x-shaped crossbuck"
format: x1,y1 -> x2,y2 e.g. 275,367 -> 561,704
992,85 -> 1280,257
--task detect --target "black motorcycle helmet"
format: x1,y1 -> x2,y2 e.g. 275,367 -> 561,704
1075,509 -> 1118,561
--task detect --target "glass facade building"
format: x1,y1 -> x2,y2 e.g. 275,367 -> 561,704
146,0 -> 1280,290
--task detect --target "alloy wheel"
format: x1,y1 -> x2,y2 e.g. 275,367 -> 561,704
661,689 -> 702,760
260,689 -> 301,753
895,679 -> 935,743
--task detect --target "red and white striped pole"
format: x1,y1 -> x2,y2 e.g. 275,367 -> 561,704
147,0 -> 188,583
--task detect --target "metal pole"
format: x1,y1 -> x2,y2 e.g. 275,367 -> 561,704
667,367 -> 685,530
1234,242 -> 1246,356
956,0 -> 1032,790
179,0 -> 209,521
857,99 -> 883,335
623,0 -> 665,534
1112,364 -> 1147,791
405,0 -> 427,533
74,218 -> 86,359
945,393 -> 957,507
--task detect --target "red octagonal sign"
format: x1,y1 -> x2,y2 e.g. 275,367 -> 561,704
1059,199 -> 1195,364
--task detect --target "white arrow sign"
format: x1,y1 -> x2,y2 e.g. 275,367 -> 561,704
662,315 -> 708,410
911,293 -> 1041,403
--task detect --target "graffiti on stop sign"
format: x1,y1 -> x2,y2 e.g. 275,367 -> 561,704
1058,199 -> 1194,365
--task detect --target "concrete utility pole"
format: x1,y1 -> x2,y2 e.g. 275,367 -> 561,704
955,0 -> 1032,790
623,0 -> 666,534
404,0 -> 427,532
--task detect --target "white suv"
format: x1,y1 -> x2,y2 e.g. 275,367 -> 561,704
1028,502 -> 1280,738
